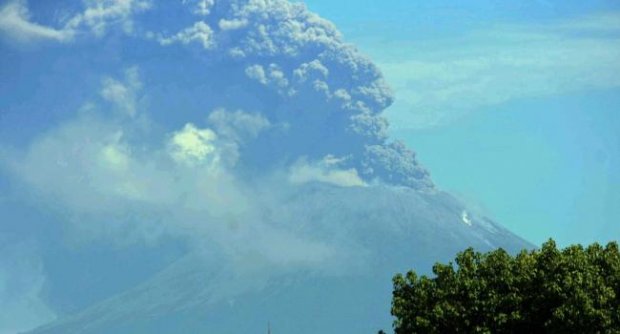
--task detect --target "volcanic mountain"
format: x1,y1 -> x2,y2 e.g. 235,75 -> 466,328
0,0 -> 532,333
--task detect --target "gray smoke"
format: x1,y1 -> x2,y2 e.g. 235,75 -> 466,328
145,0 -> 433,189
0,1 -> 439,332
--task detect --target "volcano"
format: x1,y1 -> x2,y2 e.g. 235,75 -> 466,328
0,1 -> 533,333
28,184 -> 530,334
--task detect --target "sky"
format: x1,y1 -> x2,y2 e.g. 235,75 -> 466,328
0,0 -> 618,333
303,0 -> 620,246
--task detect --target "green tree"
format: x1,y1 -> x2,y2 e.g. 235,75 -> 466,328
388,240 -> 620,334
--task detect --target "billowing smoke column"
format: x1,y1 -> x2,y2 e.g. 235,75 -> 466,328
152,0 -> 433,189
0,2 -> 534,333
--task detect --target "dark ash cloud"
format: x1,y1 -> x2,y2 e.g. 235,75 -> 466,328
150,0 -> 433,189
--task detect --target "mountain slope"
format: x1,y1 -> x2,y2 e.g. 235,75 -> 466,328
28,184 -> 532,334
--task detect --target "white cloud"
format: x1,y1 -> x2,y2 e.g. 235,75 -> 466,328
100,67 -> 142,117
245,64 -> 268,85
200,109 -> 271,167
0,105 -> 349,282
99,135 -> 130,172
157,21 -> 215,49
461,210 -> 472,226
64,0 -> 151,37
182,0 -> 214,16
207,109 -> 271,143
1,113 -> 240,242
1,112 -> 355,303
4,117 -> 148,211
0,0 -> 71,42
244,63 -> 290,94
0,0 -> 151,44
378,12 -> 620,129
168,123 -> 220,168
219,18 -> 248,31
289,155 -> 366,188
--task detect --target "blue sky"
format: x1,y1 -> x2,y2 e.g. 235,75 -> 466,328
0,0 -> 618,333
304,0 -> 620,246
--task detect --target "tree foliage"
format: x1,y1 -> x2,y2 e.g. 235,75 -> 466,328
390,240 -> 620,334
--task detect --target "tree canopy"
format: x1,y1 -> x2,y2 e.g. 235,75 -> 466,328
389,240 -> 620,334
